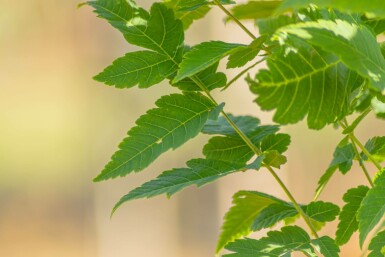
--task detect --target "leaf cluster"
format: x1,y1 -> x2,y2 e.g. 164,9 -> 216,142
86,0 -> 385,256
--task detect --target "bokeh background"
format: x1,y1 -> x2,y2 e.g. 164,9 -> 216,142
1,1 -> 384,256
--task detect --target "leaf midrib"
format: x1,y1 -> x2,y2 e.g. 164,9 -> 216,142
102,56 -> 173,79
260,60 -> 341,87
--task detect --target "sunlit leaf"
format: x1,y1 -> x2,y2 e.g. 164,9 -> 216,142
276,19 -> 385,92
249,39 -> 361,129
312,236 -> 340,257
217,191 -> 288,253
224,226 -> 317,257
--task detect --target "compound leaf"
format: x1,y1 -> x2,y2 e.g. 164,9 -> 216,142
174,41 -> 243,82
312,236 -> 340,257
113,158 -> 243,212
276,19 -> 385,92
336,186 -> 369,245
358,169 -> 385,246
94,93 -> 220,181
217,191 -> 288,253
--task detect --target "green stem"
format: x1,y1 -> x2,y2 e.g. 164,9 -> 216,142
222,58 -> 265,91
338,121 -> 374,186
213,0 -> 257,41
209,0 -> 319,239
190,75 -> 320,238
350,133 -> 382,171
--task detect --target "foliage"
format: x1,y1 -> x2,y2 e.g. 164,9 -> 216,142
86,0 -> 385,256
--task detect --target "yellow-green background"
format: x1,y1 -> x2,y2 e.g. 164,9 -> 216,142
1,1 -> 383,256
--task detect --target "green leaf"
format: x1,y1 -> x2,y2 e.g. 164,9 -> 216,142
276,19 -> 385,92
251,203 -> 297,231
368,230 -> 385,257
224,226 -> 317,257
202,115 -> 261,136
249,39 -> 361,130
315,139 -> 355,199
358,169 -> 385,246
365,18 -> 385,35
227,37 -> 265,69
229,1 -> 282,21
94,93 -> 220,181
260,133 -> 291,154
113,158 -> 243,212
257,15 -> 296,37
277,0 -> 385,18
203,126 -> 279,165
304,201 -> 340,222
88,0 -> 149,37
336,186 -> 369,246
263,150 -> 287,168
89,2 -> 184,60
164,0 -> 211,30
216,191 -> 288,253
94,51 -> 178,88
172,63 -> 227,91
249,200 -> 338,232
363,136 -> 385,162
174,41 -> 243,82
245,155 -> 265,170
312,236 -> 340,257
177,0 -> 208,11
203,126 -> 278,164
203,136 -> 255,165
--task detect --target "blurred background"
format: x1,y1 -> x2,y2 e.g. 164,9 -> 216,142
1,0 -> 384,256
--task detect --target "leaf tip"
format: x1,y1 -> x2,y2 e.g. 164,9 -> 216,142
77,2 -> 88,9
93,173 -> 104,182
